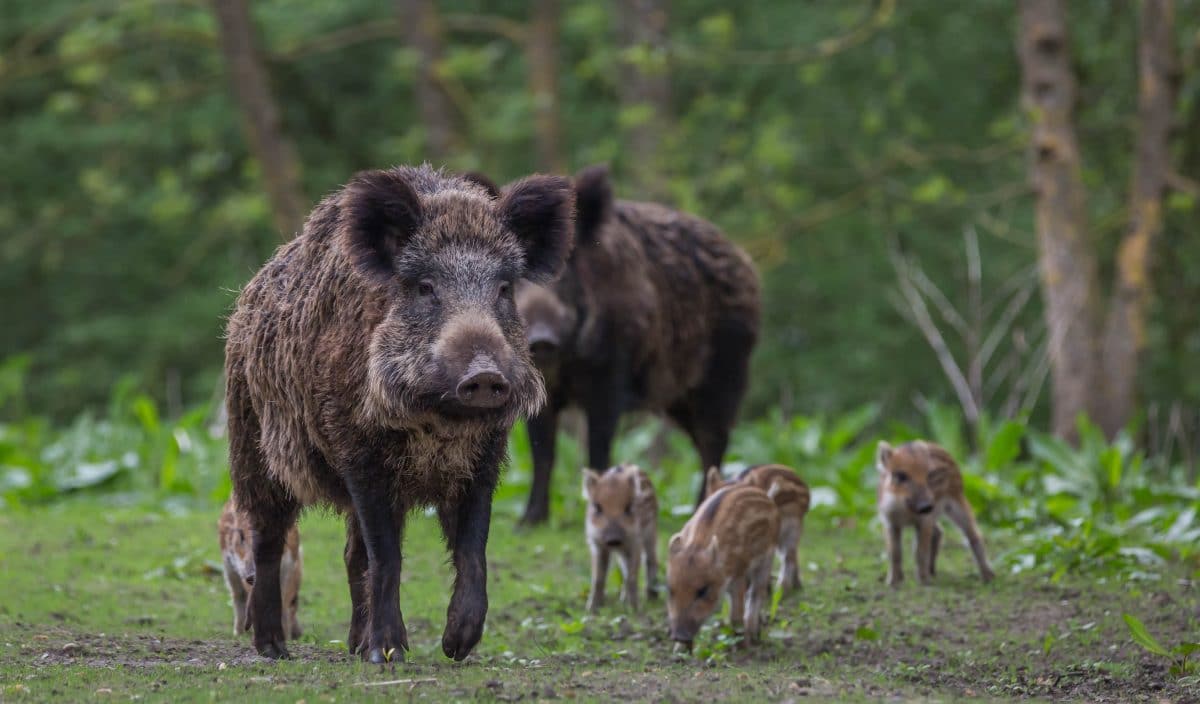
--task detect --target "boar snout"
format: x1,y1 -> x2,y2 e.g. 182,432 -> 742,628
456,356 -> 511,409
669,624 -> 697,650
911,498 -> 934,514
600,525 -> 626,548
244,569 -> 256,586
527,323 -> 560,358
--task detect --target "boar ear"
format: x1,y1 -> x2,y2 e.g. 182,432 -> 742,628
668,533 -> 684,557
705,535 -> 721,565
573,164 -> 614,247
876,441 -> 893,471
342,169 -> 424,284
499,175 -> 575,283
581,467 -> 601,498
632,469 -> 650,497
459,170 -> 500,199
704,466 -> 723,498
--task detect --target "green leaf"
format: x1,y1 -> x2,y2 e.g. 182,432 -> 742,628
1042,631 -> 1055,655
984,420 -> 1025,471
1123,613 -> 1170,657
1173,642 -> 1200,657
854,625 -> 879,641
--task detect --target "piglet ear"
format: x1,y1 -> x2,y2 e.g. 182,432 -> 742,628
630,467 -> 650,496
499,175 -> 575,283
705,535 -> 721,566
581,467 -> 600,499
876,441 -> 893,472
341,169 -> 423,284
668,532 -> 684,557
704,466 -> 724,499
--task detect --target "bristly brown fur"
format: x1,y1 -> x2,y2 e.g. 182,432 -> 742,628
666,483 -> 779,648
705,464 -> 810,593
517,164 -> 761,523
876,440 -> 995,586
224,163 -> 574,662
582,463 -> 659,612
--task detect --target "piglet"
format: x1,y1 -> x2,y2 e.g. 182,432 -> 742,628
582,463 -> 659,612
218,499 -> 303,639
666,483 -> 779,650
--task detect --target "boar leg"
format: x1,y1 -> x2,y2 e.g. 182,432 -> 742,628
777,517 -> 802,593
224,562 -> 248,635
676,322 -> 754,508
727,577 -> 746,630
439,433 -> 503,661
915,518 -> 936,585
247,512 -> 297,659
343,516 -> 370,654
348,484 -> 408,664
745,555 -> 773,644
617,545 -> 640,612
583,385 -> 621,475
587,546 -> 610,612
929,522 -> 943,577
520,408 -> 558,525
642,531 -> 659,601
945,498 -> 995,582
885,520 -> 903,586
229,374 -> 296,658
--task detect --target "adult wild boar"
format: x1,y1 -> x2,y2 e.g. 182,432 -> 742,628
224,165 -> 574,662
516,165 -> 761,524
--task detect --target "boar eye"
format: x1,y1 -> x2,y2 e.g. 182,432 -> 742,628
497,280 -> 512,300
624,502 -> 633,515
894,472 -> 908,483
592,502 -> 602,514
417,280 -> 435,297
696,585 -> 709,600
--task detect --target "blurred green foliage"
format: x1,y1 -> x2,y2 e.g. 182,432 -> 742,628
3,0 -> 1200,425
4,370 -> 1196,585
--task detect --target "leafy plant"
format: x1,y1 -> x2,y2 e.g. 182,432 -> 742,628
1123,613 -> 1200,677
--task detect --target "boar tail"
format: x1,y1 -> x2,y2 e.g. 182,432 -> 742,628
574,164 -> 613,246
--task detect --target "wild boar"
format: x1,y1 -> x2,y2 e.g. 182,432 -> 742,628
224,165 -> 574,662
218,498 -> 302,639
876,440 -> 995,586
514,165 -> 761,524
704,464 -> 810,593
581,463 -> 659,612
666,484 -> 779,650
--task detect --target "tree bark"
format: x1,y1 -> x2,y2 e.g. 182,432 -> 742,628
397,0 -> 460,162
526,0 -> 566,173
1098,0 -> 1176,437
210,0 -> 307,240
1016,0 -> 1101,441
615,0 -> 670,194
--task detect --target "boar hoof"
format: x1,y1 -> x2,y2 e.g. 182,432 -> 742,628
980,567 -> 996,583
366,646 -> 404,665
256,640 -> 290,660
442,603 -> 486,661
518,508 -> 548,527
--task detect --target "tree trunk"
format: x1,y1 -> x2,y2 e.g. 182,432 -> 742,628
1016,0 -> 1101,441
396,0 -> 460,162
1098,0 -> 1176,437
615,0 -> 670,194
526,0 -> 566,173
210,0 -> 307,240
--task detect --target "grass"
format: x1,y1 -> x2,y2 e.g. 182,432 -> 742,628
1,492 -> 1197,703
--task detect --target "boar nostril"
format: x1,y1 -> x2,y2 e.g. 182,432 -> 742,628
245,574 -> 256,586
456,370 -> 510,408
917,505 -> 933,514
605,538 -> 623,547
